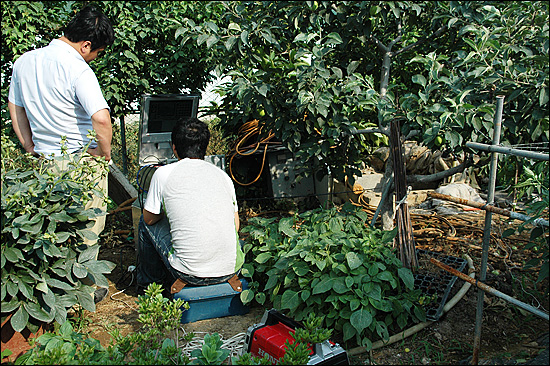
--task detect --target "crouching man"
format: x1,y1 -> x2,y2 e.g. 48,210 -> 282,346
136,117 -> 243,295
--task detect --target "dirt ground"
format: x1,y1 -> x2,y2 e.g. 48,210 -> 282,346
83,199 -> 549,365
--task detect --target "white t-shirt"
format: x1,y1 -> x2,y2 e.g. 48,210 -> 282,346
144,158 -> 243,277
8,39 -> 109,156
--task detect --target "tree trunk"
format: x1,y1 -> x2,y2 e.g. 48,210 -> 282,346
379,51 -> 394,230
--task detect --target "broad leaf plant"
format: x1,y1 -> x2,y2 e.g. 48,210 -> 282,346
1,134 -> 115,333
240,203 -> 426,350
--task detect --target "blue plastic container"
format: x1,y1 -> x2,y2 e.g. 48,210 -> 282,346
173,278 -> 250,324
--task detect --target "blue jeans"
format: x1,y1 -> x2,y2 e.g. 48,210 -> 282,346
136,215 -> 240,289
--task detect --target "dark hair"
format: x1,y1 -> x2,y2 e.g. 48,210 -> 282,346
171,117 -> 210,160
64,5 -> 115,51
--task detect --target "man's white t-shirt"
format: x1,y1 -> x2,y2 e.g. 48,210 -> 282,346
8,39 -> 109,156
144,158 -> 243,278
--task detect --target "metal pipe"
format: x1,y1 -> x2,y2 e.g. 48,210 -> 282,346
119,115 -> 128,175
430,258 -> 549,321
427,191 -> 549,227
472,95 -> 504,365
465,142 -> 549,161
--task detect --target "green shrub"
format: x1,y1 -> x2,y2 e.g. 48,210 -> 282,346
1,134 -> 115,333
240,202 -> 426,350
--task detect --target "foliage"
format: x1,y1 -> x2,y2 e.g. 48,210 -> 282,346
174,1 -> 548,187
1,1 -> 225,133
16,283 -> 190,365
502,161 -> 549,288
278,340 -> 311,365
189,333 -> 229,365
109,283 -> 190,364
240,203 -> 425,349
1,135 -> 115,333
231,352 -> 271,365
401,2 -> 549,153
16,283 -> 287,365
14,320 -> 121,365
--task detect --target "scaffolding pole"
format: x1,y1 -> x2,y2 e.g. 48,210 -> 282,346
471,95 -> 504,365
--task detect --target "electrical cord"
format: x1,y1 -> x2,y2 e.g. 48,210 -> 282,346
136,163 -> 163,209
228,119 -> 281,186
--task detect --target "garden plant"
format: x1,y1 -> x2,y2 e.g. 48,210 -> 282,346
15,283 -> 331,365
1,134 -> 115,334
240,202 -> 426,350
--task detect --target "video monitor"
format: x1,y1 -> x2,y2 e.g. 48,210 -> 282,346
138,94 -> 199,165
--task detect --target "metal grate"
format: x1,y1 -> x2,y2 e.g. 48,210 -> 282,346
414,249 -> 468,321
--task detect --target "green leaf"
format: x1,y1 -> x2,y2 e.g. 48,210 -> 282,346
78,245 -> 99,263
398,267 -> 415,289
255,292 -> 266,305
326,32 -> 343,45
11,305 -> 29,333
48,278 -> 75,291
350,308 -> 373,334
23,302 -> 55,323
36,282 -> 49,293
332,278 -> 349,294
280,289 -> 301,310
539,87 -> 549,106
347,61 -> 360,75
342,321 -> 356,342
1,299 -> 21,313
76,289 -> 95,312
346,252 -> 362,270
412,74 -> 427,87
279,217 -> 298,237
264,274 -> 279,291
350,299 -> 360,311
312,276 -> 334,295
255,252 -> 272,264
85,260 -> 116,274
17,281 -> 33,300
72,262 -> 88,279
3,247 -> 20,263
77,229 -> 98,242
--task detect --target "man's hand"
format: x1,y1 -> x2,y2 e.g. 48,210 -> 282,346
87,146 -> 111,161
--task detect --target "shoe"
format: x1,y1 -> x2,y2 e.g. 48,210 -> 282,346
94,288 -> 109,304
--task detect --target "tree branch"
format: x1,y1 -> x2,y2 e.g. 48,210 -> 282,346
407,153 -> 479,184
393,25 -> 449,57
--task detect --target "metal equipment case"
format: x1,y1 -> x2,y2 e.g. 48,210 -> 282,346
243,309 -> 349,365
172,279 -> 250,324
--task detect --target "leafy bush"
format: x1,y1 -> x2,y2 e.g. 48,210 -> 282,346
503,160 -> 549,288
17,283 -> 260,365
1,136 -> 115,333
16,283 -> 189,365
240,203 -> 426,350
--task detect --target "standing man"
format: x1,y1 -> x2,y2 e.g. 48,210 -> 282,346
137,117 -> 244,295
8,5 -> 115,303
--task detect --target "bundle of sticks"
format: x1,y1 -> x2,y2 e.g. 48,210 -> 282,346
390,120 -> 418,270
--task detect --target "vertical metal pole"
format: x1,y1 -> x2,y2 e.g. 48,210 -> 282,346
471,95 -> 504,364
120,115 -> 128,175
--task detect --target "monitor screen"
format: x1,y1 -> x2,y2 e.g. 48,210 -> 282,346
138,94 -> 200,165
146,99 -> 196,133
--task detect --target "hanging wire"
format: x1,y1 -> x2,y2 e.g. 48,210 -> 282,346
228,119 -> 281,186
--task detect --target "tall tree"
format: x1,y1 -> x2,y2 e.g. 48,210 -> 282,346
175,1 -> 548,228
1,1 -> 225,127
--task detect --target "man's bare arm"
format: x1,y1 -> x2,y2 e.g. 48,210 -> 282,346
88,108 -> 112,161
234,211 -> 240,232
8,102 -> 36,155
143,209 -> 163,226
